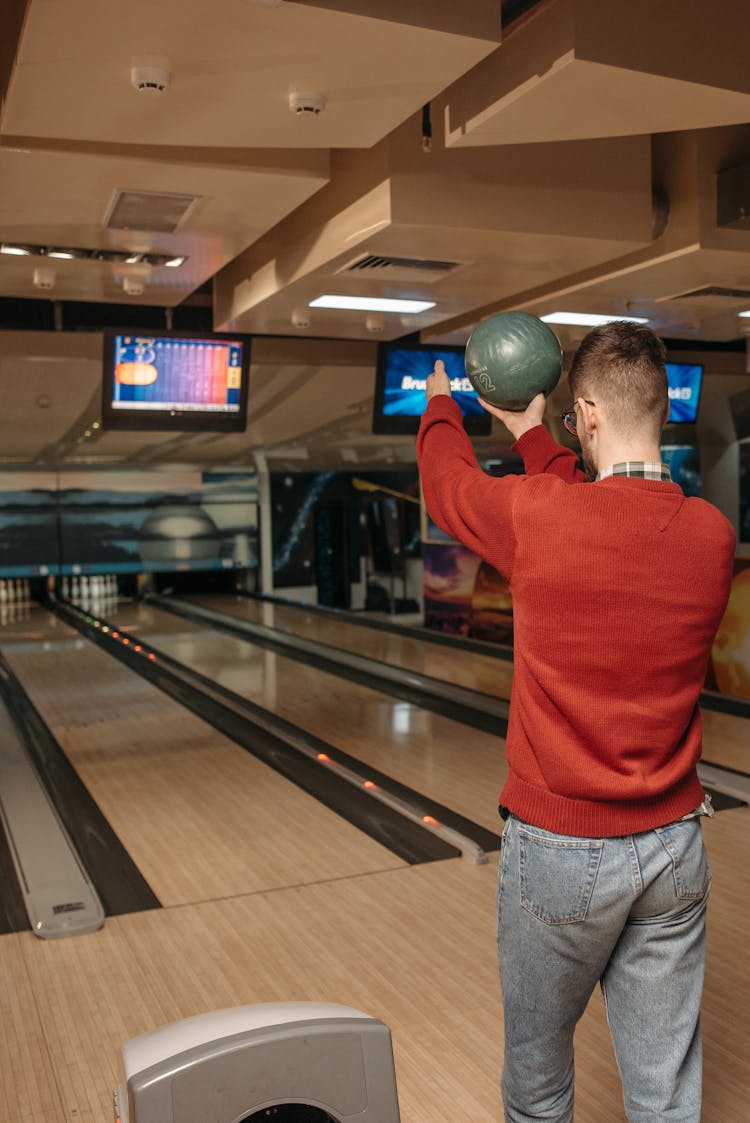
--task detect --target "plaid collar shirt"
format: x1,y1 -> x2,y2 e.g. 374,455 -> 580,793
596,461 -> 672,482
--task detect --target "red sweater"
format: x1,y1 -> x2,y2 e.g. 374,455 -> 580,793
417,396 -> 736,836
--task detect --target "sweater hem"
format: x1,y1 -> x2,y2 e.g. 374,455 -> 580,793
499,769 -> 705,837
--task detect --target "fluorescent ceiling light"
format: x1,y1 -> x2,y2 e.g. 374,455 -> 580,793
0,244 -> 32,256
737,310 -> 750,317
46,249 -> 76,260
541,312 -> 649,326
309,294 -> 435,314
163,255 -> 185,268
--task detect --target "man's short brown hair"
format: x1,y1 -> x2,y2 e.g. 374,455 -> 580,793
568,321 -> 669,439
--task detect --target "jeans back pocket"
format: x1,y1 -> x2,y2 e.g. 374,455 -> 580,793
655,821 -> 710,901
519,826 -> 603,925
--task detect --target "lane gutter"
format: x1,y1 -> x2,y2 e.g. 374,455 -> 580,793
51,599 -> 499,866
0,651 -> 160,922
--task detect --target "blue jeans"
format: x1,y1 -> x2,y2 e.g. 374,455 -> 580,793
496,815 -> 710,1122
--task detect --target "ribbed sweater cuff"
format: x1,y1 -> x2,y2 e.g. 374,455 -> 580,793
499,770 -> 705,837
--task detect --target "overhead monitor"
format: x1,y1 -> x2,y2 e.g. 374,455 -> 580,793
373,343 -> 491,436
102,330 -> 250,432
665,362 -> 703,424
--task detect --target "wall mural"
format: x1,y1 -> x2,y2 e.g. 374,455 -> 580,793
0,470 -> 258,577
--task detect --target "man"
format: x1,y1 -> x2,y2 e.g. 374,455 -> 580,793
416,322 -> 735,1123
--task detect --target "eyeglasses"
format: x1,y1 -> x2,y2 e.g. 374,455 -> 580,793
560,399 -> 595,436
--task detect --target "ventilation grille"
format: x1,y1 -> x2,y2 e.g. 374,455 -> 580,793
659,285 -> 750,303
105,190 -> 201,234
336,253 -> 464,285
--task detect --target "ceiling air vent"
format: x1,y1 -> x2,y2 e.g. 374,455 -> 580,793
659,285 -> 750,303
104,190 -> 201,234
336,254 -> 465,285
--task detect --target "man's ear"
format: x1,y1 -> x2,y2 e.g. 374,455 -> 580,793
577,397 -> 598,436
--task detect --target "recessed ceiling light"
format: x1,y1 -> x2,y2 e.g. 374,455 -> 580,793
309,294 -> 435,314
0,244 -> 32,256
46,249 -> 77,260
163,255 -> 185,268
541,312 -> 650,326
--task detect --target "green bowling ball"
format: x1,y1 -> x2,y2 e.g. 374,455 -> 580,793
465,312 -> 563,411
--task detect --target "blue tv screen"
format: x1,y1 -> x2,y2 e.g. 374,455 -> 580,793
373,344 -> 491,435
666,362 -> 702,424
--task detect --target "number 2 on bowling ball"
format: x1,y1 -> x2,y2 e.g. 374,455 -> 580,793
477,371 -> 493,393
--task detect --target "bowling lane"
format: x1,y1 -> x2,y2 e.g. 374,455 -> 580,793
185,592 -> 514,699
0,608 -> 407,908
700,709 -> 750,775
177,594 -> 750,780
107,601 -> 508,836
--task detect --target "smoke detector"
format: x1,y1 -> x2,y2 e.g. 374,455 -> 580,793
365,314 -> 385,335
289,90 -> 326,116
123,276 -> 145,297
33,266 -> 55,291
131,66 -> 170,95
291,308 -> 311,330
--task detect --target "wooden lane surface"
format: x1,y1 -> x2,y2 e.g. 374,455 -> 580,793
5,804 -> 748,1123
189,594 -> 750,780
189,592 -> 515,699
0,609 -> 406,908
0,933 -> 64,1121
110,602 -> 508,836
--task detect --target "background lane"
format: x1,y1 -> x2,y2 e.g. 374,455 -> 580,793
187,593 -> 514,700
1,608 -> 407,908
179,594 -> 750,779
109,600 -> 508,837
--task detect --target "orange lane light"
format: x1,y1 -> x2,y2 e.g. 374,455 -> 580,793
134,645 -> 142,653
316,753 -> 330,762
422,815 -> 440,827
122,637 -> 130,645
363,780 -> 379,790
148,653 -> 156,661
111,631 -> 120,639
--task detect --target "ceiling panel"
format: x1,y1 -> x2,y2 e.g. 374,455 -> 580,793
0,141 -> 329,304
3,0 -> 498,149
444,0 -> 750,147
215,120 -> 654,339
